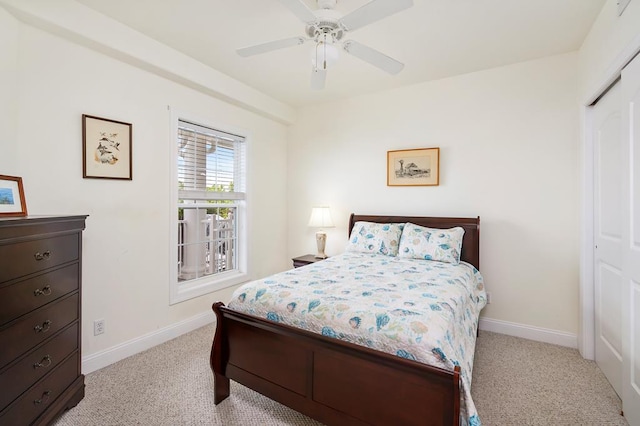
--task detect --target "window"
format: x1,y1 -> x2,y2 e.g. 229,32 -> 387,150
171,116 -> 247,304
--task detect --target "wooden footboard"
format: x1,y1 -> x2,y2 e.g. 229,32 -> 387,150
210,302 -> 461,426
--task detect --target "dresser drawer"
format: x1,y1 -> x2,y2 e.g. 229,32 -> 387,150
0,294 -> 79,369
0,264 -> 79,327
0,324 -> 78,409
0,234 -> 79,283
0,352 -> 78,426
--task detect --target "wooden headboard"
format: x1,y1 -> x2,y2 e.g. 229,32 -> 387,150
348,214 -> 481,270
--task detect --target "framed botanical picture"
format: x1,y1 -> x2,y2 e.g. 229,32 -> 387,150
0,175 -> 27,217
82,114 -> 133,180
387,147 -> 440,186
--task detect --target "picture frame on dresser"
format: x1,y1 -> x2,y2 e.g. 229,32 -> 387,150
0,175 -> 27,217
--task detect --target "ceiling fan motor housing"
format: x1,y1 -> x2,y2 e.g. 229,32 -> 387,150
306,8 -> 344,41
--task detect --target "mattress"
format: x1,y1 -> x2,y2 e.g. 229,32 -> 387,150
228,251 -> 487,425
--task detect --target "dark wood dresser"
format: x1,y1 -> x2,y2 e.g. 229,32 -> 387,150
0,216 -> 87,426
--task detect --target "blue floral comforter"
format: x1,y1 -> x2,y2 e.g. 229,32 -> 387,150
228,252 -> 487,425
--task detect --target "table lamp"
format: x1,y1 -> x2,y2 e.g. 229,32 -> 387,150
308,206 -> 334,259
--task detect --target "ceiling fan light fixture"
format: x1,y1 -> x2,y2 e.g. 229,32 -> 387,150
311,37 -> 339,70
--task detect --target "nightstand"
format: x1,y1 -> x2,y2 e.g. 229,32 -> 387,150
292,254 -> 326,268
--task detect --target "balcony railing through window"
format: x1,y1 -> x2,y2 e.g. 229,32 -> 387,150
177,205 -> 237,282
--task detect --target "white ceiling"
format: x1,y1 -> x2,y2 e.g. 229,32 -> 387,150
76,0 -> 606,107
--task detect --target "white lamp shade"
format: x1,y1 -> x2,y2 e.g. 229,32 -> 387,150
308,207 -> 335,228
311,41 -> 339,70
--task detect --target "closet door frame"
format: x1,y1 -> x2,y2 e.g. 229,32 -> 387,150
580,40 -> 640,361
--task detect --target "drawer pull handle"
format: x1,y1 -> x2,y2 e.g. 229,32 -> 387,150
34,251 -> 52,261
34,285 -> 52,296
33,355 -> 52,369
34,320 -> 52,333
33,390 -> 51,405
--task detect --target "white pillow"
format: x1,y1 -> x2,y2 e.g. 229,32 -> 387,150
346,221 -> 404,257
398,223 -> 464,264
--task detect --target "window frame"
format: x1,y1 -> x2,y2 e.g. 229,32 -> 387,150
169,108 -> 249,305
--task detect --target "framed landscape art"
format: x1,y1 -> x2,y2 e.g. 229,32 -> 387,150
387,147 -> 439,186
83,114 -> 133,180
0,175 -> 27,217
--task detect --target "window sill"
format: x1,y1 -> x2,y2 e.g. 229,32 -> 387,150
170,270 -> 249,305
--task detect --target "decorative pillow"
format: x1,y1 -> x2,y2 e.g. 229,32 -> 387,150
398,223 -> 465,264
346,221 -> 404,257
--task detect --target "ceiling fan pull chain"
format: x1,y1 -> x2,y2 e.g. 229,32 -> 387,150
323,34 -> 328,70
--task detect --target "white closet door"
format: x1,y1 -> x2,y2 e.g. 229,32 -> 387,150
621,52 -> 640,426
594,80 -> 624,397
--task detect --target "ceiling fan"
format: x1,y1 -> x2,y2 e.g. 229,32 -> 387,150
237,0 -> 413,90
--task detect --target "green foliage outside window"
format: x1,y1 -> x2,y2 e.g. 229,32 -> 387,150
178,182 -> 234,220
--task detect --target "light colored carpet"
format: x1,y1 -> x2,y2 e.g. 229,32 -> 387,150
53,326 -> 628,426
471,332 -> 627,426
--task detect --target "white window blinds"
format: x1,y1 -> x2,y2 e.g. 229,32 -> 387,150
177,120 -> 245,200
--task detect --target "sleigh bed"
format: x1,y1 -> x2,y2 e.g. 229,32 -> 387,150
210,214 -> 485,426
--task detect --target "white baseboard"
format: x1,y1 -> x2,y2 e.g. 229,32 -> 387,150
82,310 -> 215,374
479,317 -> 578,349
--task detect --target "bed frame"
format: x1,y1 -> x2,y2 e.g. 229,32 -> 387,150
210,214 -> 480,426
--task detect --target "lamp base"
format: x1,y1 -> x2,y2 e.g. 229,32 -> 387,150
315,231 -> 328,259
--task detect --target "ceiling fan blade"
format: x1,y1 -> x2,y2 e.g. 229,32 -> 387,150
277,0 -> 317,24
310,67 -> 326,90
343,40 -> 404,74
237,37 -> 306,57
339,0 -> 413,32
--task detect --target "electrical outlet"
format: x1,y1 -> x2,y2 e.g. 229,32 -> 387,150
94,319 -> 105,335
486,292 -> 491,304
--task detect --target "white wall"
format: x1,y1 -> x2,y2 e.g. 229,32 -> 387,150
288,53 -> 580,335
1,10 -> 289,363
0,8 -> 19,171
